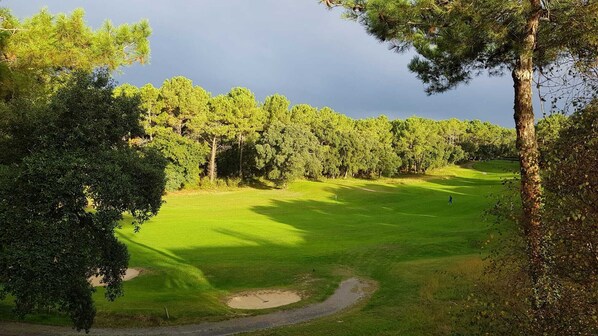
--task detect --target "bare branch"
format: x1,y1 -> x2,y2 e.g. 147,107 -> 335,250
321,0 -> 365,12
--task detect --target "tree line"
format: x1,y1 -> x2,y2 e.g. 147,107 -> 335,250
115,77 -> 516,189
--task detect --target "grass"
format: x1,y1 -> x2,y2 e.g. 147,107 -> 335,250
0,160 -> 519,335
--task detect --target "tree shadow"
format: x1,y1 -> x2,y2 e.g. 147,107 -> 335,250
164,171 -> 499,294
469,160 -> 519,174
242,178 -> 275,190
0,165 -> 505,327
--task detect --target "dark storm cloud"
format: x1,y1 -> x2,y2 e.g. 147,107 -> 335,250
3,0 -> 517,126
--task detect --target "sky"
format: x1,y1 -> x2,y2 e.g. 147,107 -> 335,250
3,0 -> 521,127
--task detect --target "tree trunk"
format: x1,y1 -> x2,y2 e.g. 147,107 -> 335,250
512,0 -> 549,313
209,136 -> 218,183
238,134 -> 244,178
177,121 -> 183,136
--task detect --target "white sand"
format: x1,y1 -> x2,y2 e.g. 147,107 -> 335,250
88,268 -> 140,287
227,290 -> 301,309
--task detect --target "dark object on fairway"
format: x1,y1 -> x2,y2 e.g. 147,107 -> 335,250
448,195 -> 453,205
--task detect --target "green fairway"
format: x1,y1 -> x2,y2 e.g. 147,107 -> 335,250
0,160 -> 518,335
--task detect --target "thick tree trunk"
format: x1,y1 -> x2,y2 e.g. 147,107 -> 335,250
512,0 -> 548,313
209,136 -> 218,182
513,63 -> 543,250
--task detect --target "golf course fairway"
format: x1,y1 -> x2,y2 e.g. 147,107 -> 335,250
0,160 -> 518,335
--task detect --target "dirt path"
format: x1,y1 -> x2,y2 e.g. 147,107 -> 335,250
0,278 -> 374,336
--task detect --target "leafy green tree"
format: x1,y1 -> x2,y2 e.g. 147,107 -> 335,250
393,117 -> 438,173
539,101 -> 597,335
310,107 -> 355,177
336,127 -> 367,178
462,101 -> 597,336
290,103 -> 318,125
355,116 -> 400,177
460,120 -> 516,160
159,76 -> 210,137
122,77 -> 211,190
148,129 -> 208,190
228,87 -> 264,178
205,95 -> 236,182
0,71 -> 165,331
0,8 -> 150,100
324,1 -> 598,313
439,118 -> 466,146
113,83 -> 139,99
138,83 -> 163,142
255,121 -> 322,187
536,113 -> 568,165
263,94 -> 291,126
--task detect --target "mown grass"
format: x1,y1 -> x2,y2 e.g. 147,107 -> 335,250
0,160 -> 518,334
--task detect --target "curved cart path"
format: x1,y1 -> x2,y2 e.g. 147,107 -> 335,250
0,277 -> 374,336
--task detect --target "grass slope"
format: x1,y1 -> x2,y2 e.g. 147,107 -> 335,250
0,160 -> 518,335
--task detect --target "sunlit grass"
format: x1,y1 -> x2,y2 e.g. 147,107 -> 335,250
0,161 -> 519,334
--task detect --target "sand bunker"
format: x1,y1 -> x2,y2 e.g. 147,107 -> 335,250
88,268 -> 140,287
1,277 -> 375,336
227,290 -> 301,309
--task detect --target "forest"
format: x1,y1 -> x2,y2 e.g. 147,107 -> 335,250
114,78 -> 517,189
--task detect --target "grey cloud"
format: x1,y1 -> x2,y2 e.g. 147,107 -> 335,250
4,0 -> 520,127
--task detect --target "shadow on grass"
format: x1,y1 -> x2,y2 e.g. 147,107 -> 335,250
242,178 -> 275,190
167,171 -> 498,291
470,160 -> 519,174
0,164 -> 502,329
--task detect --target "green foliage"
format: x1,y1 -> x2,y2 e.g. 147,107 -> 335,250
460,102 -> 597,336
0,7 -> 151,99
393,117 -> 443,173
263,94 -> 291,125
138,83 -> 163,140
540,101 -> 597,334
330,0 -> 597,94
391,117 -> 501,174
354,116 -> 401,177
118,78 -> 514,188
228,87 -> 264,137
255,121 -> 322,187
309,107 -> 354,177
323,5 -> 596,328
536,113 -> 568,165
290,103 -> 317,125
114,78 -> 515,191
0,71 -> 166,331
148,130 -> 208,191
160,76 -> 210,136
460,120 -> 517,161
0,8 -> 158,329
227,87 -> 264,177
115,77 -> 212,190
